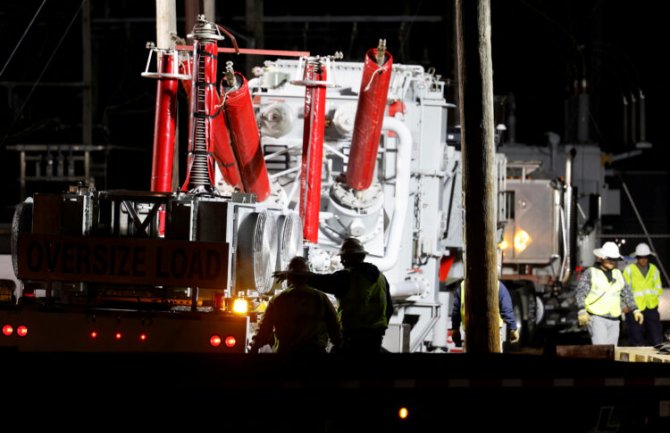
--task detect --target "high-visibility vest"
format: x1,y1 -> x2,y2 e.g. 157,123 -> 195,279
584,267 -> 625,317
460,281 -> 504,329
624,263 -> 662,310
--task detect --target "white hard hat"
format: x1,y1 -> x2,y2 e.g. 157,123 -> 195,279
593,241 -> 622,260
632,242 -> 655,257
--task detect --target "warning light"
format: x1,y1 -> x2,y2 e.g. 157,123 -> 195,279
224,336 -> 236,348
2,324 -> 13,336
398,407 -> 409,420
114,332 -> 123,340
89,330 -> 98,339
139,333 -> 148,342
16,325 -> 28,337
514,229 -> 532,253
210,335 -> 222,347
232,298 -> 249,315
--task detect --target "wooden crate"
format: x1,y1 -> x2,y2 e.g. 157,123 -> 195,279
556,345 -> 614,360
615,346 -> 670,363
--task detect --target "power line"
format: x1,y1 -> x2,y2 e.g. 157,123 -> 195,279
0,0 -> 48,80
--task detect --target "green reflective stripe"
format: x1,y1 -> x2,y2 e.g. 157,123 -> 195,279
585,268 -> 624,317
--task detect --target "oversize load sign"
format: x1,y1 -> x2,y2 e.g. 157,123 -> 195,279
17,234 -> 229,287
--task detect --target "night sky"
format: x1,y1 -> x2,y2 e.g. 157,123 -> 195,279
0,0 -> 667,266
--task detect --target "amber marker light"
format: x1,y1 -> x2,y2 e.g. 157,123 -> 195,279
2,324 -> 13,336
514,229 -> 532,253
210,335 -> 222,347
224,335 -> 236,348
16,325 -> 28,337
398,407 -> 409,420
232,298 -> 249,315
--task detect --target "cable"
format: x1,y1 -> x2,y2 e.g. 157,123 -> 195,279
1,0 -> 86,148
0,0 -> 48,79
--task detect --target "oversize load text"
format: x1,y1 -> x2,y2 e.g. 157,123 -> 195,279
17,234 -> 228,287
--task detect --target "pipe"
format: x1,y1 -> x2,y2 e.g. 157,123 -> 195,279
211,95 -> 242,189
299,60 -> 327,243
367,117 -> 412,271
559,148 -> 576,284
224,72 -> 271,201
389,279 -> 425,299
345,43 -> 393,191
150,51 -> 178,193
149,50 -> 179,236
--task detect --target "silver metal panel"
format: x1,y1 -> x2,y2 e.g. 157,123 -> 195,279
502,180 -> 559,264
382,323 -> 411,352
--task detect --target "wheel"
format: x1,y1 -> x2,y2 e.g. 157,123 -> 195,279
11,199 -> 33,279
504,280 -> 541,348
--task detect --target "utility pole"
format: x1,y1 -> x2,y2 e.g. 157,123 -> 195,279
455,0 -> 500,353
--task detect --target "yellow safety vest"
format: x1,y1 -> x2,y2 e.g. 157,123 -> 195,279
584,267 -> 625,317
459,281 -> 504,329
624,263 -> 662,310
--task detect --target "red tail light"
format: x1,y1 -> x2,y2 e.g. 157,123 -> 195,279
139,333 -> 148,342
114,332 -> 123,341
2,325 -> 13,336
210,335 -> 222,347
224,336 -> 236,348
16,325 -> 28,337
89,330 -> 98,339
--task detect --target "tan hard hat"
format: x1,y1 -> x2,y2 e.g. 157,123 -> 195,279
339,237 -> 367,256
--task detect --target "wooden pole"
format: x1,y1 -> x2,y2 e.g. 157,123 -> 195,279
455,0 -> 500,353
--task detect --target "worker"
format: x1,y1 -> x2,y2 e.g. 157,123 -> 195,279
450,279 -> 520,351
249,256 -> 343,354
623,242 -> 663,346
575,241 -> 643,345
274,237 -> 393,353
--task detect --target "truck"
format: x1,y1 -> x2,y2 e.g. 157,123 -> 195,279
0,14 -> 610,353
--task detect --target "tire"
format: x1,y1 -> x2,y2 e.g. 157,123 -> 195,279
504,280 -> 540,348
11,199 -> 33,278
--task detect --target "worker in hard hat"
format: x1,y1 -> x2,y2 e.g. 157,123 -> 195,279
450,279 -> 520,352
623,242 -> 663,346
249,256 -> 343,354
274,237 -> 393,353
575,241 -> 643,345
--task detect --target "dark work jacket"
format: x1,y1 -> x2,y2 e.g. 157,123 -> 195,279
308,262 -> 393,333
250,283 -> 343,353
